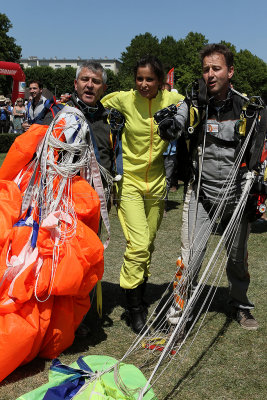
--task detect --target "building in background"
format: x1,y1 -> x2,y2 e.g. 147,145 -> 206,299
20,57 -> 121,74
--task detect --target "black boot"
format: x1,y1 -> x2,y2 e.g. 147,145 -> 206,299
124,285 -> 147,334
140,277 -> 148,316
140,277 -> 148,302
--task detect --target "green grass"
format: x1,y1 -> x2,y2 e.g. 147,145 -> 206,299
0,176 -> 266,399
0,154 -> 6,165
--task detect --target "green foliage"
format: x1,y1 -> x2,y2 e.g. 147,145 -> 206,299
117,31 -> 267,99
0,14 -> 22,62
120,32 -> 160,76
53,67 -> 76,95
0,133 -> 19,152
25,66 -> 76,97
0,13 -> 22,96
24,66 -> 123,97
233,49 -> 267,100
116,70 -> 135,91
105,69 -> 121,94
173,32 -> 208,93
159,35 -> 180,72
118,32 -> 209,95
25,66 -> 55,91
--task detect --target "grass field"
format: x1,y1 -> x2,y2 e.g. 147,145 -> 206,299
0,179 -> 266,399
0,154 -> 6,165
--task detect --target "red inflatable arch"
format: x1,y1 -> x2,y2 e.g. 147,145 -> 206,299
0,61 -> 26,104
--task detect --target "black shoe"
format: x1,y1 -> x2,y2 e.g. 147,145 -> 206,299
75,321 -> 90,337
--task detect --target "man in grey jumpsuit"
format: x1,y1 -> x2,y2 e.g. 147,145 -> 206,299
158,43 -> 267,330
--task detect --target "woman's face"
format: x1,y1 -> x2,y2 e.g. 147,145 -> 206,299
135,65 -> 161,100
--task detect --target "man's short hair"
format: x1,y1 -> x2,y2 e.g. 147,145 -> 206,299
76,62 -> 107,84
29,80 -> 43,89
200,44 -> 234,69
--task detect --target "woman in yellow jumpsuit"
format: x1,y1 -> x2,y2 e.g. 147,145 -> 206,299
102,56 -> 183,333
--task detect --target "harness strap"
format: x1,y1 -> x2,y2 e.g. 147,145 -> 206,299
207,132 -> 239,148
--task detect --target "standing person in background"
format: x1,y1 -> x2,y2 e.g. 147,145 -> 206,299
102,55 -> 184,333
5,98 -> 13,133
22,80 -> 47,131
12,98 -> 26,134
0,96 -> 12,133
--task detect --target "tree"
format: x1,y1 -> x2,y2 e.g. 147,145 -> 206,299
53,67 -> 76,96
0,13 -> 22,96
159,35 -> 180,72
120,32 -> 160,76
105,69 -> 120,94
0,13 -> 21,62
118,31 -> 267,99
25,66 -> 55,91
24,66 -> 76,97
118,32 -> 209,92
174,32 -> 208,93
233,49 -> 267,100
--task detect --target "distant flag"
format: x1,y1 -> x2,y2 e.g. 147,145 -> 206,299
166,67 -> 174,89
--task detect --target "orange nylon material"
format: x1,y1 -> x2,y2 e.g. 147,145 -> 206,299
0,126 -> 104,382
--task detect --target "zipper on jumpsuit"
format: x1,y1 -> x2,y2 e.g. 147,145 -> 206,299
145,99 -> 154,193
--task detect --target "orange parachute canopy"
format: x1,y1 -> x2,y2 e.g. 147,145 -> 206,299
0,122 -> 104,381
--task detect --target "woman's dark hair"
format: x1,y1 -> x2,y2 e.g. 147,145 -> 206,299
199,44 -> 234,68
134,55 -> 165,84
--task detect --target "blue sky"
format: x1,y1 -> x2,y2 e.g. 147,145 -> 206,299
2,0 -> 267,62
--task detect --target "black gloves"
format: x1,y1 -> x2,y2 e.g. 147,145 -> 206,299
158,117 -> 181,141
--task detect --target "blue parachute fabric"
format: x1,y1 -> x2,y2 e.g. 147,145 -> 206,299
13,206 -> 40,248
17,355 -> 157,400
43,357 -> 94,400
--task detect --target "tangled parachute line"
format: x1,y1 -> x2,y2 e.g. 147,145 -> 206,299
9,107 -> 111,303
73,110 -> 258,400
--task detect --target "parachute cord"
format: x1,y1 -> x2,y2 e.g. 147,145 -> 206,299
155,173 -> 254,391
34,242 -> 60,303
138,172 -> 255,399
120,119 -> 258,397
189,104 -> 208,251
187,115 -> 257,284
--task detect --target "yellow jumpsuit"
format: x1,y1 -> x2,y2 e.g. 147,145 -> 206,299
102,89 -> 184,289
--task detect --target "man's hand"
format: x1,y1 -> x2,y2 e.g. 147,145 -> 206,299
158,118 -> 181,141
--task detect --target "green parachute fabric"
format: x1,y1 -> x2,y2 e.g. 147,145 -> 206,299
17,355 -> 157,400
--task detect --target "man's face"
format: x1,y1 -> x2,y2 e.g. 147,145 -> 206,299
74,68 -> 107,106
29,83 -> 42,102
202,52 -> 234,100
